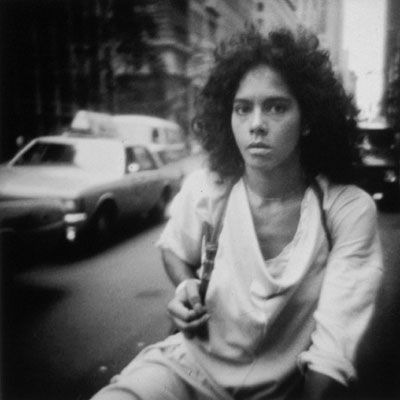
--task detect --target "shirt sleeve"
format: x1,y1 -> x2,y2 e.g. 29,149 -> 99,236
156,169 -> 216,267
298,185 -> 383,386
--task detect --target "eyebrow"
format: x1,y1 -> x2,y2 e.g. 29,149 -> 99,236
233,96 -> 292,103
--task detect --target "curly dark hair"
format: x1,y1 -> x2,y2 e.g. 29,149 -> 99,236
192,27 -> 358,184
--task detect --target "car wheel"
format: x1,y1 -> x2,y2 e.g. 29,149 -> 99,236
92,205 -> 117,246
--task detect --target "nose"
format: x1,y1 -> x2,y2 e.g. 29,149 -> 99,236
250,109 -> 268,136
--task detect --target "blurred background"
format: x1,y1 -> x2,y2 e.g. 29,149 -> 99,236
0,1 -> 400,400
1,0 -> 399,160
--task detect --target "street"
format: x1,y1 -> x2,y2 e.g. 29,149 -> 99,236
3,217 -> 175,400
2,207 -> 400,400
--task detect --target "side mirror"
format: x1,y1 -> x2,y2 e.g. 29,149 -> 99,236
127,163 -> 140,173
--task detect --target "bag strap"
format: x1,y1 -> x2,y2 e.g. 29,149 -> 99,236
199,180 -> 235,302
310,178 -> 333,251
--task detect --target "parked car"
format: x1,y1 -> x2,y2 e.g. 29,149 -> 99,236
0,135 -> 183,247
352,124 -> 400,208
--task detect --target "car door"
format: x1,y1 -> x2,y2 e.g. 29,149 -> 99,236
123,145 -> 164,215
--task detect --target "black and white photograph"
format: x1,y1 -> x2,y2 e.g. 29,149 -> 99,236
1,1 -> 399,399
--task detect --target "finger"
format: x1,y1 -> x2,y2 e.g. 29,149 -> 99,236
174,313 -> 210,333
174,281 -> 206,315
185,313 -> 210,330
167,298 -> 196,322
185,280 -> 203,312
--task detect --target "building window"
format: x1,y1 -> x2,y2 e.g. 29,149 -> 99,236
257,2 -> 264,12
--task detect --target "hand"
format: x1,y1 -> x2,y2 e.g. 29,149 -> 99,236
167,279 -> 210,338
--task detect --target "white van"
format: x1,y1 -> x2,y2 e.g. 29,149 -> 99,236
71,110 -> 118,137
70,111 -> 189,162
113,115 -> 189,162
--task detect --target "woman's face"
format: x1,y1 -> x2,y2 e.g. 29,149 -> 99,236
231,65 -> 302,174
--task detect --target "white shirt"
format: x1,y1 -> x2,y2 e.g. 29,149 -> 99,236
158,169 -> 383,396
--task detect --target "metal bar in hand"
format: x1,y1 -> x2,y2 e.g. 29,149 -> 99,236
199,243 -> 217,304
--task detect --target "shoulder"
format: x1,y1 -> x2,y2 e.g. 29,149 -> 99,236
180,168 -> 231,203
316,176 -> 378,238
317,175 -> 376,216
171,168 -> 231,223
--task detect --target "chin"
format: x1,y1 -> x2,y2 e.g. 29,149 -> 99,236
246,160 -> 275,172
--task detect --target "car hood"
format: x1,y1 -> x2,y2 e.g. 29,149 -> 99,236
0,165 -> 109,199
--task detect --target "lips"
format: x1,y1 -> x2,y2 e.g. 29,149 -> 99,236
247,142 -> 271,150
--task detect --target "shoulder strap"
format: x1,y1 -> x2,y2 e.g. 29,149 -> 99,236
310,178 -> 333,251
199,179 -> 235,302
210,184 -> 234,244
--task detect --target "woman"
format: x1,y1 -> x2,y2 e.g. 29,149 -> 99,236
91,28 -> 382,400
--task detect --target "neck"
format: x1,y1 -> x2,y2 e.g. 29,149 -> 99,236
244,165 -> 307,201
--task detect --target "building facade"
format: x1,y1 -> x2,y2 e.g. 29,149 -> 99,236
384,0 -> 400,128
186,0 -> 252,126
251,0 -> 355,96
1,0 -> 117,160
114,0 -> 191,131
0,0 -> 254,161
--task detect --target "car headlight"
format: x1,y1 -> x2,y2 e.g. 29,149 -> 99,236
384,170 -> 398,183
62,198 -> 83,212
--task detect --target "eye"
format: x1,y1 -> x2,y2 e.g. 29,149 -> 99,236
233,102 -> 252,116
265,102 -> 289,114
272,103 -> 288,113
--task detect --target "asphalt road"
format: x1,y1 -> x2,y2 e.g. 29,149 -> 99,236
2,201 -> 400,400
3,217 -> 175,400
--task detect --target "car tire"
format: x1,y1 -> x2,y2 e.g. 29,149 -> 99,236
91,205 -> 117,247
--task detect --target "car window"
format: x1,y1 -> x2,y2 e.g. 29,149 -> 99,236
14,143 -> 76,165
354,129 -> 398,167
357,130 -> 396,148
125,147 -> 139,173
366,133 -> 393,148
13,140 -> 125,176
133,147 -> 156,171
152,128 -> 160,143
155,150 -> 168,165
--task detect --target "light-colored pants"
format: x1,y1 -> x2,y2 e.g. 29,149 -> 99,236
90,334 -> 234,400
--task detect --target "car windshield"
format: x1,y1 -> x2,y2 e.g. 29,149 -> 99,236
13,140 -> 124,175
354,130 -> 397,166
356,129 -> 396,148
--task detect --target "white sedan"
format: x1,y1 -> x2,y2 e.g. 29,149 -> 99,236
0,135 -> 183,247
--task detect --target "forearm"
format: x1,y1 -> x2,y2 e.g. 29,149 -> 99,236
301,370 -> 348,400
161,248 -> 199,287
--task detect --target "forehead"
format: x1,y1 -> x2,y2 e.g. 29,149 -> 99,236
235,65 -> 293,98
